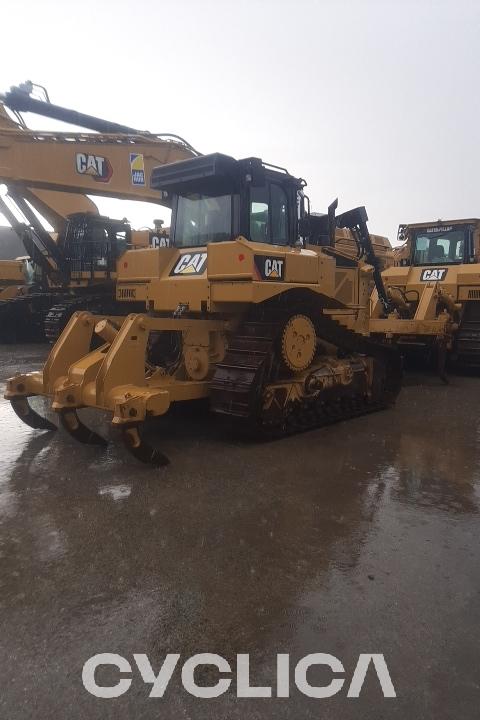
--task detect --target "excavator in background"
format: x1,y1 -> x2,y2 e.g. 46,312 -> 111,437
5,152 -> 402,465
0,140 -> 101,322
0,82 -> 197,340
370,218 -> 480,375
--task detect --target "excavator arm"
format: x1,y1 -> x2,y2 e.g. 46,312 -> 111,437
0,102 -> 98,227
0,127 -> 196,203
0,83 -> 198,204
0,85 -> 199,286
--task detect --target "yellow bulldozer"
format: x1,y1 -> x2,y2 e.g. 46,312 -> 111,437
5,152 -> 402,464
370,218 -> 480,377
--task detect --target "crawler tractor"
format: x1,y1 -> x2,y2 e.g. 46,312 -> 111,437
370,218 -> 480,375
5,153 -> 401,464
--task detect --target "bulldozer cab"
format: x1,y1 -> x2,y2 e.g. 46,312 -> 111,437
151,153 -> 303,249
409,224 -> 473,266
397,220 -> 479,267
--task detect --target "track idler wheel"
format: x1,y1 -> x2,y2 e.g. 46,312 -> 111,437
10,397 -> 57,432
122,424 -> 169,467
59,409 -> 107,446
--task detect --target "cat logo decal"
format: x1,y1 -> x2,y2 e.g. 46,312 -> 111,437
170,253 -> 208,276
75,153 -> 112,183
420,268 -> 448,281
254,255 -> 285,281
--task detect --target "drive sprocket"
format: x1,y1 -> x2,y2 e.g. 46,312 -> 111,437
280,314 -> 316,371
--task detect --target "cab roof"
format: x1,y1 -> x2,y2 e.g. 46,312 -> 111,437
150,152 -> 303,197
403,218 -> 480,230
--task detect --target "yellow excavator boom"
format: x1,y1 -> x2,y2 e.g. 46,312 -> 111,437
0,126 -> 195,203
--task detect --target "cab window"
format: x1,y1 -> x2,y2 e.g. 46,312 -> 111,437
271,184 -> 288,244
412,229 -> 465,265
175,194 -> 238,247
250,187 -> 269,243
250,184 -> 288,245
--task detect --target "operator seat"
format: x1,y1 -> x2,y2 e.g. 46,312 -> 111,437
431,245 -> 446,263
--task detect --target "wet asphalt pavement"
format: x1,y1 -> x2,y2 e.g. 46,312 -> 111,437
0,344 -> 479,719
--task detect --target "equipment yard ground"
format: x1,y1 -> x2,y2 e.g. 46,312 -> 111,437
0,344 -> 479,719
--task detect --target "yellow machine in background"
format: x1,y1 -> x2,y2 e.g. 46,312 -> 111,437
335,228 -> 393,272
370,218 -> 480,376
0,82 -> 196,340
0,257 -> 34,299
6,153 -> 401,465
0,170 -> 100,312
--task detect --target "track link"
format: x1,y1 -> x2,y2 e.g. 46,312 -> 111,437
455,302 -> 480,366
210,300 -> 401,436
0,292 -> 68,343
44,296 -> 143,343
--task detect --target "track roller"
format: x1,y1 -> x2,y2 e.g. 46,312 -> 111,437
10,397 -> 57,432
122,424 -> 170,467
59,409 -> 108,446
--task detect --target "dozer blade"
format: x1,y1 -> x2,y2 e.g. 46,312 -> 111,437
10,396 -> 57,432
122,425 -> 170,467
59,409 -> 107,446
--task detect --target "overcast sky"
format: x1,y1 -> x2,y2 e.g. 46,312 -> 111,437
1,0 -> 479,243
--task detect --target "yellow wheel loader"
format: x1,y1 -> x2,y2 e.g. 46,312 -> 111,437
5,153 -> 402,464
370,218 -> 480,377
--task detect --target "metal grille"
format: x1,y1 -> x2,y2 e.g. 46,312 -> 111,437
62,215 -> 130,279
